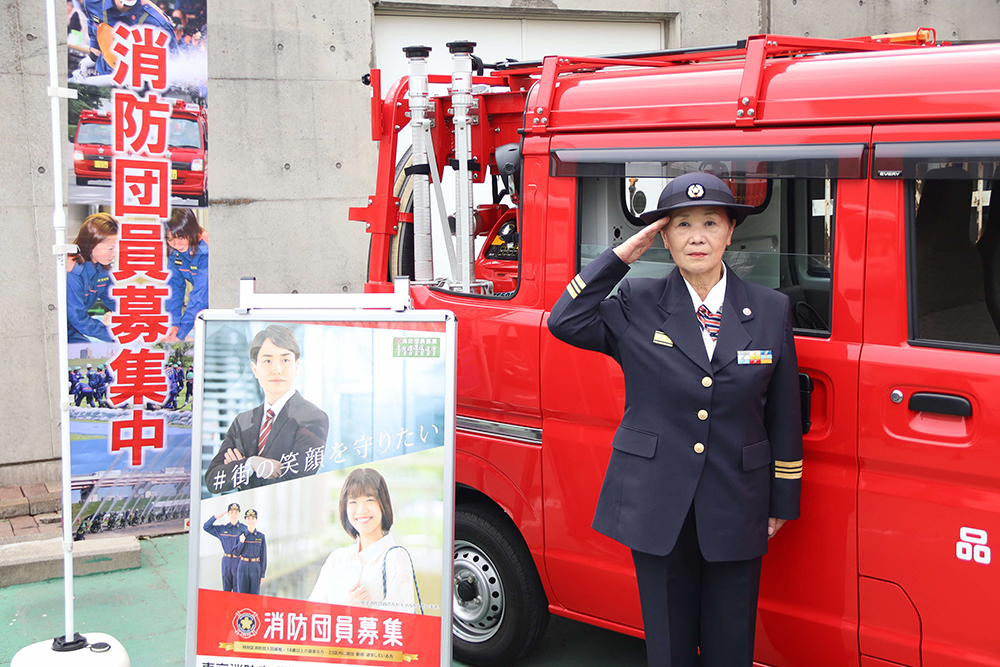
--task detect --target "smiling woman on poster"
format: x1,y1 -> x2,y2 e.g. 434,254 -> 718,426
163,208 -> 208,343
67,212 -> 118,343
308,468 -> 419,612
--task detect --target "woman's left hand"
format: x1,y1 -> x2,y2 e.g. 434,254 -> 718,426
767,517 -> 787,539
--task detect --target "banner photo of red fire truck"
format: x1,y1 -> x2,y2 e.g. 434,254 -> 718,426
67,0 -> 209,210
65,0 -> 208,540
189,316 -> 455,667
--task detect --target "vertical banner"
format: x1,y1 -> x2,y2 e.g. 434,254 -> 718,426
189,314 -> 456,667
65,0 -> 208,538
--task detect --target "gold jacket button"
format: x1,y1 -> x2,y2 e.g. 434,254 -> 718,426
702,376 -> 713,388
698,409 -> 709,420
694,442 -> 705,454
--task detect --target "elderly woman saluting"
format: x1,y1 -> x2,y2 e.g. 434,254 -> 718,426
548,172 -> 802,667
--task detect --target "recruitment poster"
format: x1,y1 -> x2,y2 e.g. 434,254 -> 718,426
65,0 -> 209,539
188,314 -> 456,667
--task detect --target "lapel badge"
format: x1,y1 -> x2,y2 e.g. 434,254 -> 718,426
653,330 -> 674,347
743,307 -> 752,316
737,349 -> 773,365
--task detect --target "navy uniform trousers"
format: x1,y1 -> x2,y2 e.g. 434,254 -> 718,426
234,530 -> 267,595
548,249 -> 803,667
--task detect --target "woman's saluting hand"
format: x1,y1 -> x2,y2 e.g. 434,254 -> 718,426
613,216 -> 670,265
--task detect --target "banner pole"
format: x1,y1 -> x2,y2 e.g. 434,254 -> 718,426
42,0 -> 77,644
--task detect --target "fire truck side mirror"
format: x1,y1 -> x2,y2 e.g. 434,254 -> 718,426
496,143 -> 521,198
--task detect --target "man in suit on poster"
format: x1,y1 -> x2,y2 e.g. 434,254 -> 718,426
205,324 -> 330,494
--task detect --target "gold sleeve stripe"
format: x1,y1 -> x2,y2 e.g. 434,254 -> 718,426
775,471 -> 803,480
567,282 -> 580,299
775,460 -> 803,468
573,275 -> 587,291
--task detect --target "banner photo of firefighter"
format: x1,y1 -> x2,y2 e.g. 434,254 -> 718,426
66,205 -> 208,539
193,318 -> 450,667
199,321 -> 447,500
67,0 -> 209,209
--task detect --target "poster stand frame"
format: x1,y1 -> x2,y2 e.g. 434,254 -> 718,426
185,279 -> 456,667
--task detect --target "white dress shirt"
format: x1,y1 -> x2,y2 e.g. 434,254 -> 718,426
682,263 -> 727,361
262,388 -> 297,421
308,533 -> 416,612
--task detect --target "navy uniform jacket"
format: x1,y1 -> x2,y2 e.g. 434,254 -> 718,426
203,516 -> 247,556
235,529 -> 267,577
84,0 -> 178,75
67,261 -> 115,343
204,392 -> 330,494
166,240 -> 209,340
548,248 -> 803,562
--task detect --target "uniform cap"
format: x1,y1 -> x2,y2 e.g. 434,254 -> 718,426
245,509 -> 257,518
639,172 -> 755,226
227,502 -> 240,512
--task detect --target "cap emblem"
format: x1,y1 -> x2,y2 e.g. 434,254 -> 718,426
686,183 -> 705,199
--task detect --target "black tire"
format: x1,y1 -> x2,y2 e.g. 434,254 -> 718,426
197,189 -> 209,207
76,177 -> 89,186
453,502 -> 549,667
386,146 -> 415,280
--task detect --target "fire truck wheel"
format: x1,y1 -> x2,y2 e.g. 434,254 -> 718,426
453,502 -> 549,666
197,189 -> 209,207
76,177 -> 89,186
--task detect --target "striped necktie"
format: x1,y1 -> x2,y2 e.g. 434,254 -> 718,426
697,304 -> 722,341
257,408 -> 276,456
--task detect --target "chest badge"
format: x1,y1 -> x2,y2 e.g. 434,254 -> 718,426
653,330 -> 674,347
738,350 -> 772,365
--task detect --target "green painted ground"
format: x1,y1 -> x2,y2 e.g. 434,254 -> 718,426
0,534 -> 646,666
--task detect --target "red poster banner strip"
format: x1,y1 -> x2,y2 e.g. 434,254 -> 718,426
197,589 -> 442,666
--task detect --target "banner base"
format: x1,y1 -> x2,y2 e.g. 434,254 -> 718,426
12,633 -> 130,667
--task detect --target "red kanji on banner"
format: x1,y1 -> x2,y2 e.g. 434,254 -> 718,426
108,347 -> 168,405
111,409 -> 164,466
110,284 -> 170,343
113,90 -> 170,156
111,25 -> 169,91
114,221 -> 168,281
113,158 -> 170,218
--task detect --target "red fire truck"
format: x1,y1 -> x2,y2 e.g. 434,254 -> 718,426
72,99 -> 209,206
356,31 -> 1000,666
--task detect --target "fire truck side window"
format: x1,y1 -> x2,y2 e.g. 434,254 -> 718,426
874,141 -> 1000,348
561,143 -> 867,336
577,175 -> 836,336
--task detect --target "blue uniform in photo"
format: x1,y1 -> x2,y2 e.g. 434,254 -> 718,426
90,371 -> 105,401
83,0 -> 178,76
74,379 -> 95,407
67,261 -> 115,343
166,240 -> 208,341
235,530 -> 267,595
203,516 -> 247,592
163,371 -> 181,409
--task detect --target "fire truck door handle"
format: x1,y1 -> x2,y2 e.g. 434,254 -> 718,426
907,392 -> 973,418
799,372 -> 813,435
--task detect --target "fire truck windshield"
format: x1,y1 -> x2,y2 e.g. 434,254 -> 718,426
169,118 -> 202,149
76,122 -> 111,145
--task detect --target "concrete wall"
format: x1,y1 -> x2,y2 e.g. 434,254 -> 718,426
2,0 -> 999,480
1,0 -> 63,485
